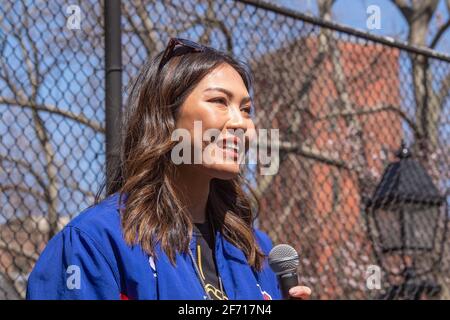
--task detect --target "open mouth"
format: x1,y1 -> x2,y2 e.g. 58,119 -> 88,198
217,136 -> 241,160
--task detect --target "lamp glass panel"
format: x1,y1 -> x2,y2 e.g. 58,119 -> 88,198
404,203 -> 439,250
375,207 -> 402,251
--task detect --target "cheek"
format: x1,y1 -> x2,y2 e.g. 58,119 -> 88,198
177,103 -> 226,132
198,108 -> 226,130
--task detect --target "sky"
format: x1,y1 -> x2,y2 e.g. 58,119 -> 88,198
267,0 -> 450,53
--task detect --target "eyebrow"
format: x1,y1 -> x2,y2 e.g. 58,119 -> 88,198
204,87 -> 252,104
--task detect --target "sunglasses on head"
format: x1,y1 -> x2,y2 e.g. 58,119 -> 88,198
158,37 -> 210,71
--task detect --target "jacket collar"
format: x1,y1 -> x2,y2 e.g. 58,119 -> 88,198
217,232 -> 249,264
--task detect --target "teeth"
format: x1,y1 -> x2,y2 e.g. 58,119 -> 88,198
218,137 -> 240,153
220,142 -> 239,152
225,142 -> 238,151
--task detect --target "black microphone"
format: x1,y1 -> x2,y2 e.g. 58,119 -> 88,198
268,244 -> 300,299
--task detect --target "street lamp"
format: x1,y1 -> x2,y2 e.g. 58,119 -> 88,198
365,141 -> 448,299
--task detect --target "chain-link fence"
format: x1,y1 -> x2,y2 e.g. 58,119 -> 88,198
0,0 -> 449,299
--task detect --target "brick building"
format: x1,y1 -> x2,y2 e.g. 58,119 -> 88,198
249,37 -> 402,298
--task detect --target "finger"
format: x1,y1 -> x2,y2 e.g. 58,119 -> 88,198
289,286 -> 312,299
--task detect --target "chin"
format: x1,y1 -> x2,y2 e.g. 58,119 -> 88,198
205,162 -> 241,180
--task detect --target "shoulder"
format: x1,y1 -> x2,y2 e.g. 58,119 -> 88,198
27,193 -> 128,299
46,192 -> 128,273
67,193 -> 123,232
63,192 -> 125,246
42,192 -> 127,264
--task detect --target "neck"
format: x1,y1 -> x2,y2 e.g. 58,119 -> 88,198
174,165 -> 212,224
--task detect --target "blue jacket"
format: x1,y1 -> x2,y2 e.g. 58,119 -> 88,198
26,193 -> 281,300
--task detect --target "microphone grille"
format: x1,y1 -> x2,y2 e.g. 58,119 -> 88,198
268,244 -> 299,275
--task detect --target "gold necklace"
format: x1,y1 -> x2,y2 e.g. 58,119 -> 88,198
189,220 -> 226,300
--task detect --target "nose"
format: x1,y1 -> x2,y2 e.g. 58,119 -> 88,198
225,104 -> 247,131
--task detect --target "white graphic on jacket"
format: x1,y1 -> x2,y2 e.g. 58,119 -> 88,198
256,283 -> 272,300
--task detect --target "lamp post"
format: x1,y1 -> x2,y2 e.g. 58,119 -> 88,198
365,141 -> 448,299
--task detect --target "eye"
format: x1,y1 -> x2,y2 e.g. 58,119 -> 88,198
210,97 -> 228,105
241,105 -> 252,114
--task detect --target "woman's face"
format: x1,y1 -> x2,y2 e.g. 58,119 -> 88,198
174,63 -> 255,180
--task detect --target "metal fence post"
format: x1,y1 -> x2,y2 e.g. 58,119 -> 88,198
105,0 -> 122,193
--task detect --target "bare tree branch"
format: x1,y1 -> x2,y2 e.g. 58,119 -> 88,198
430,18 -> 450,49
318,0 -> 336,20
1,154 -> 96,204
0,33 -> 27,98
123,2 -> 155,55
0,154 -> 47,193
314,103 -> 419,134
0,98 -> 104,133
252,139 -> 347,212
65,182 -> 96,200
199,0 -> 233,52
256,139 -> 347,169
0,185 -> 45,201
12,0 -> 58,240
438,71 -> 450,104
125,0 -> 164,54
391,0 -> 413,21
277,141 -> 348,169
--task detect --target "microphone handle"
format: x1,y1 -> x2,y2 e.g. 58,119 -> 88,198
278,271 -> 299,300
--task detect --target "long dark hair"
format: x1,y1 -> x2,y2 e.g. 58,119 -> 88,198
95,42 -> 264,270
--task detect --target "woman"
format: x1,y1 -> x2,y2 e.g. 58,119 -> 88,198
26,38 -> 311,300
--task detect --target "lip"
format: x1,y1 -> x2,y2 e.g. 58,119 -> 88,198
220,147 -> 239,162
217,136 -> 240,150
216,136 -> 240,161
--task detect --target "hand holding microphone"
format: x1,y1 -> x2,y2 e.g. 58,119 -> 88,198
268,244 -> 311,300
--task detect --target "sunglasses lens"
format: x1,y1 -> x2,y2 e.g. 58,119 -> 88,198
158,38 -> 208,71
177,39 -> 204,50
